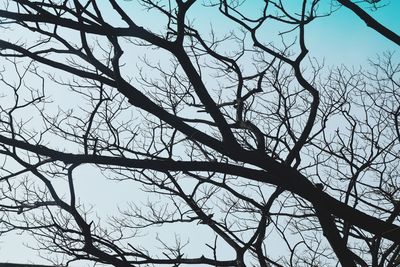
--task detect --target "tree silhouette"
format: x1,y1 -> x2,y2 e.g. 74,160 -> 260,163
0,1 -> 399,266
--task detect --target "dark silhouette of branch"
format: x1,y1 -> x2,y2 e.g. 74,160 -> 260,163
337,0 -> 400,45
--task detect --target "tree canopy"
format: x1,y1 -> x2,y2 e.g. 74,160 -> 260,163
0,0 -> 399,266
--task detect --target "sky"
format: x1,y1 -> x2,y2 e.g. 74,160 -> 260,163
306,0 -> 399,65
113,0 -> 400,65
0,0 -> 399,265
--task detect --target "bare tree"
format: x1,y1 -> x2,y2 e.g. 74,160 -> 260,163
0,0 -> 399,266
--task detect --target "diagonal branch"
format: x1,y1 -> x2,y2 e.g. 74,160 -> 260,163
337,0 -> 400,45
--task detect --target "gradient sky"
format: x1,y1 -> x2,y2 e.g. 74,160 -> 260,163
114,0 -> 400,65
0,0 -> 399,265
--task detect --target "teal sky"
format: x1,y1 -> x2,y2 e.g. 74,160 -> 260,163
307,0 -> 399,65
116,0 -> 399,65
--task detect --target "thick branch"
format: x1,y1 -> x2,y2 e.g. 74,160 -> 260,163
337,0 -> 400,45
0,134 -> 399,244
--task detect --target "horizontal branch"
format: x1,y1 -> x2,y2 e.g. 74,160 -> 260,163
0,7 -> 172,50
0,134 -> 399,243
